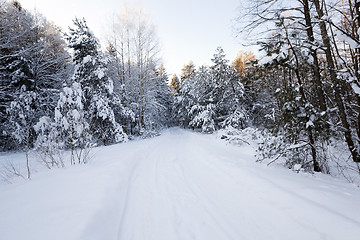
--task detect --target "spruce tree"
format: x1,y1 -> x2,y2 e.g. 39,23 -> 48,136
66,18 -> 127,145
0,1 -> 68,151
210,47 -> 245,129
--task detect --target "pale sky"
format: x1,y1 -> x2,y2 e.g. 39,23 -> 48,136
19,0 -> 247,75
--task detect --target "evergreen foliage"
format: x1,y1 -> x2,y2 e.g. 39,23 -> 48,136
1,0 -> 359,179
173,47 -> 246,133
0,1 -> 68,151
65,18 -> 127,145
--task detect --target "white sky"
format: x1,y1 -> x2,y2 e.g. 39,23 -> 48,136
19,0 -> 248,75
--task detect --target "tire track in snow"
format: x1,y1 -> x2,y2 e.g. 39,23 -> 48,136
85,129 -> 360,240
178,139 -> 243,240
116,136 -> 170,240
116,155 -> 145,240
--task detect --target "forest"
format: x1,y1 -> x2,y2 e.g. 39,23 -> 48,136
1,0 -> 360,182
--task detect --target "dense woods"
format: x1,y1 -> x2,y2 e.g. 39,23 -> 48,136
0,1 -> 172,173
1,0 -> 360,181
236,0 -> 360,175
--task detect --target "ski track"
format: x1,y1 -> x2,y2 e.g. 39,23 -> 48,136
1,128 -> 360,240
103,129 -> 360,240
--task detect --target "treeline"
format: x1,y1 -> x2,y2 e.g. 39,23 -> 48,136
171,47 -> 247,133
2,0 -> 360,178
0,1 -> 171,172
170,0 -> 360,175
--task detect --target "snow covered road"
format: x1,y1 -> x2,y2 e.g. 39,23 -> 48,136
1,128 -> 360,240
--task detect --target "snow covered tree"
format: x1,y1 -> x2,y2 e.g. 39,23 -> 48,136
7,86 -> 37,178
236,0 -> 360,171
29,18 -> 69,119
54,82 -> 92,164
107,7 -> 171,136
186,66 -> 215,132
174,48 -> 246,133
34,116 -> 65,168
210,47 -> 246,130
0,2 -> 34,150
189,104 -> 216,133
144,64 -> 172,131
240,3 -> 326,171
0,1 -> 68,151
66,18 -> 127,145
105,45 -> 136,135
173,62 -> 198,127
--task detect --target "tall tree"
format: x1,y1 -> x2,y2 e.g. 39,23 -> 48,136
236,0 -> 360,169
311,0 -> 360,163
0,1 -> 68,151
66,18 -> 127,145
174,48 -> 245,132
7,87 -> 36,178
107,7 -> 170,135
210,47 -> 245,129
173,62 -> 198,127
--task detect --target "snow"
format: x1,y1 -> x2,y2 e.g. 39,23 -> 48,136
258,55 -> 275,65
1,128 -> 360,240
351,82 -> 360,95
82,55 -> 93,64
54,108 -> 62,122
306,120 -> 314,128
293,163 -> 302,172
336,30 -> 360,49
33,116 -> 50,132
97,69 -> 105,79
71,109 -> 81,121
62,86 -> 72,96
62,117 -> 69,131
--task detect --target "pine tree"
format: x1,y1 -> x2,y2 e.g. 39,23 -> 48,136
173,62 -> 198,127
147,65 -> 172,129
174,49 -> 246,133
0,2 -> 35,150
66,18 -> 127,145
187,65 -> 216,133
210,47 -> 245,130
0,1 -> 68,151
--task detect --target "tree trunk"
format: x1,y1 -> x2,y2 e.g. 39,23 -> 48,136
352,1 -> 360,143
282,20 -> 322,171
302,0 -> 327,113
308,128 -> 321,172
26,149 -> 30,179
312,0 -> 360,162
